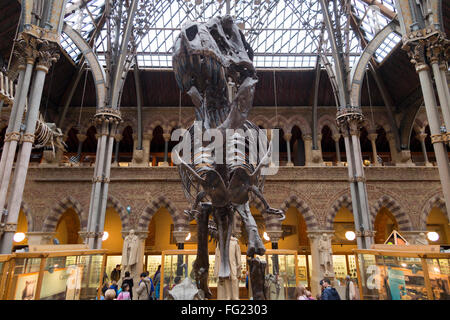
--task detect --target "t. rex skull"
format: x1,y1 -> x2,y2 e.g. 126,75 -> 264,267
173,15 -> 257,128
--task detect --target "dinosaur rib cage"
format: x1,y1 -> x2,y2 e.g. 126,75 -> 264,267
179,120 -> 268,205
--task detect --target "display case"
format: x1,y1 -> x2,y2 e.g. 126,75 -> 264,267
258,249 -> 298,300
3,250 -> 106,300
354,249 -> 450,300
0,254 -> 13,299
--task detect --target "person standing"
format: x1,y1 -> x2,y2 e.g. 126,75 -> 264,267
320,278 -> 341,300
122,271 -> 134,300
136,272 -> 152,300
345,275 -> 357,300
117,283 -> 131,300
152,265 -> 161,300
295,284 -> 308,300
110,264 -> 121,283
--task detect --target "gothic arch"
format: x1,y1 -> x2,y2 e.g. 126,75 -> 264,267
370,195 -> 413,231
137,196 -> 184,232
420,194 -> 447,230
42,196 -> 86,232
325,194 -> 353,230
318,114 -> 339,136
107,195 -> 131,231
287,115 -> 312,135
279,194 -> 319,230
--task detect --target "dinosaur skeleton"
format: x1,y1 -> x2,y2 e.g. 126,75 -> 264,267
172,15 -> 284,300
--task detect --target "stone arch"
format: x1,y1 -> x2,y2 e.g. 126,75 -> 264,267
250,115 -> 270,128
137,196 -> 184,232
287,115 -> 312,135
107,195 -> 131,231
370,195 -> 413,231
420,194 -> 447,230
269,115 -> 289,133
147,117 -> 170,135
42,196 -> 86,232
325,194 -> 353,230
279,195 -> 319,230
318,114 -> 339,136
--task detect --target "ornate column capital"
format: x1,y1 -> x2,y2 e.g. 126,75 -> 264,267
283,133 -> 292,142
302,134 -> 312,141
368,133 -> 378,142
172,229 -> 190,244
35,40 -> 60,73
162,133 -> 171,142
265,229 -> 284,243
332,133 -> 341,142
386,131 -> 396,142
76,133 -> 87,143
121,230 -> 148,240
306,230 -> 335,240
114,133 -> 123,142
416,132 -> 428,142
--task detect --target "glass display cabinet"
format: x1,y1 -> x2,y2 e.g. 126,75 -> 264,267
354,249 -> 450,300
159,249 -> 299,300
258,249 -> 298,300
2,250 -> 107,300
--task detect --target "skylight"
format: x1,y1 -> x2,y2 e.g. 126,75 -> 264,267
60,0 -> 399,69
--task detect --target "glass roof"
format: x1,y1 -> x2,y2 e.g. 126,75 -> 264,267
62,0 -> 400,69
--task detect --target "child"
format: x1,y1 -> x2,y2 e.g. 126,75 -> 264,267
117,283 -> 131,300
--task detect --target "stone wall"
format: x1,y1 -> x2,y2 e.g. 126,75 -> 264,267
21,166 -> 445,236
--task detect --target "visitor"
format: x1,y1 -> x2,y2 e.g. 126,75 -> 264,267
172,276 -> 181,289
110,264 -> 121,283
306,290 -> 315,300
136,272 -> 152,300
345,275 -> 357,300
152,265 -> 161,300
320,278 -> 341,300
145,270 -> 155,299
104,288 -> 116,300
109,280 -> 119,296
122,271 -> 134,300
117,283 -> 131,300
295,284 -> 308,300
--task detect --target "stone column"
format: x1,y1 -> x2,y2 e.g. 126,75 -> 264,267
75,133 -> 87,163
302,134 -> 312,166
387,131 -> 414,167
112,133 -> 122,166
85,109 -> 121,249
143,133 -> 152,166
337,107 -> 374,249
303,134 -> 323,166
410,44 -> 450,220
0,40 -> 60,254
429,44 -> 450,134
161,133 -> 171,167
439,63 -> 450,131
416,132 -> 433,167
0,37 -> 37,219
307,230 -> 335,297
367,132 -> 380,166
284,133 -> 293,166
332,133 -> 342,165
132,133 -> 145,167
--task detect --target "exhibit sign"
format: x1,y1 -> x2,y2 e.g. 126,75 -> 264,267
387,268 -> 407,300
14,273 -> 38,300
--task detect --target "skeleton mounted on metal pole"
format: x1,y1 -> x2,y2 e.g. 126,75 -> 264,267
172,15 -> 284,300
